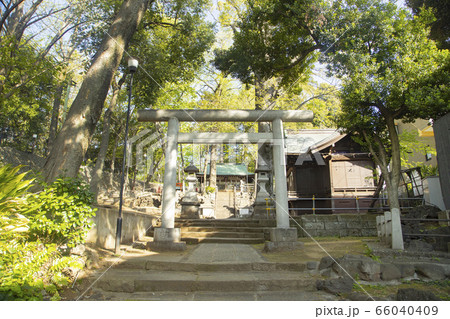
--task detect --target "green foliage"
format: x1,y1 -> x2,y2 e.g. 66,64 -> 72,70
0,240 -> 82,301
418,164 -> 438,178
405,55 -> 450,120
205,186 -> 216,194
0,165 -> 92,300
24,177 -> 96,248
214,0 -> 319,88
325,0 -> 448,210
353,280 -> 450,301
327,2 -> 448,124
0,36 -> 58,153
364,245 -> 381,263
399,130 -> 436,168
126,0 -> 215,108
406,0 -> 450,50
0,165 -> 34,213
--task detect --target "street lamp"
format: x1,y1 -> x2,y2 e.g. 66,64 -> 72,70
115,57 -> 139,254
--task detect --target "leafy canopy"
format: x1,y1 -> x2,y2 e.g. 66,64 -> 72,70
326,1 -> 449,132
214,0 -> 322,87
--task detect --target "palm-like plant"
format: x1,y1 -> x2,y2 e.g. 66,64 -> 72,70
0,165 -> 34,214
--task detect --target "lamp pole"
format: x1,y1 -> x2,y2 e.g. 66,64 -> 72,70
115,57 -> 139,254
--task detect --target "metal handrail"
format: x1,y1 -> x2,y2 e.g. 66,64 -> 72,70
401,218 -> 450,222
288,196 -> 425,201
403,233 -> 450,237
287,196 -> 425,215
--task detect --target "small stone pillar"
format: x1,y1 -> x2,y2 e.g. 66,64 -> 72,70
264,118 -> 301,252
391,208 -> 404,250
148,117 -> 186,251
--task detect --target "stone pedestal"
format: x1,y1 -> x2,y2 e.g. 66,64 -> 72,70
181,202 -> 200,218
264,228 -> 303,252
200,197 -> 215,219
147,228 -> 186,251
253,168 -> 273,219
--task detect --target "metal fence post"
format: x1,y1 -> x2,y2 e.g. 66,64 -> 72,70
356,196 -> 360,214
312,195 -> 316,215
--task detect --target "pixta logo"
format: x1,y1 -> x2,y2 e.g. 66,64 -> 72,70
127,129 -> 165,176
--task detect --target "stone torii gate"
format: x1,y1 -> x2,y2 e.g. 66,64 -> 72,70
137,109 -> 313,251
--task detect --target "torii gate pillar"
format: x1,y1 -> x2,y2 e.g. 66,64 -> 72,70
147,117 -> 187,251
264,118 -> 302,252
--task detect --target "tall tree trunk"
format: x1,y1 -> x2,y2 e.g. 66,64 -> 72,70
203,151 -> 208,194
109,129 -> 121,188
90,75 -> 126,199
42,0 -> 149,183
145,122 -> 166,185
131,167 -> 137,190
46,82 -> 65,156
2,1 -> 28,42
146,153 -> 163,183
47,45 -> 76,156
362,122 -> 401,213
209,144 -> 217,190
385,114 -> 402,211
179,143 -> 185,191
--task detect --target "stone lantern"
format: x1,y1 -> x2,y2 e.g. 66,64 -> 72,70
253,164 -> 273,218
180,163 -> 200,218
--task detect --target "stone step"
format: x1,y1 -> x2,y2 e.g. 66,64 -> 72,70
174,220 -> 276,228
182,237 -> 265,244
95,269 -> 316,293
175,224 -> 276,228
112,259 -> 306,272
181,231 -> 264,239
85,289 -> 332,301
146,227 -> 268,239
180,226 -> 268,233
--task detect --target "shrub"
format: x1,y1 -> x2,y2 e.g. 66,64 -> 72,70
0,240 -> 83,300
205,186 -> 216,194
23,177 -> 97,248
0,166 -> 94,300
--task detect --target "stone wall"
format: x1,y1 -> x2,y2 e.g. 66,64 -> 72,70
434,112 -> 450,210
291,214 -> 378,237
86,206 -> 156,249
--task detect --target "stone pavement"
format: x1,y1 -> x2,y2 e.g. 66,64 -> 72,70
182,243 -> 266,264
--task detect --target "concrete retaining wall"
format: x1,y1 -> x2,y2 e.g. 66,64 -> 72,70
291,214 -> 378,237
86,206 -> 156,249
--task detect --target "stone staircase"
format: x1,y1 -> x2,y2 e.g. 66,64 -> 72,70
149,218 -> 276,244
85,243 -> 332,301
214,191 -> 235,219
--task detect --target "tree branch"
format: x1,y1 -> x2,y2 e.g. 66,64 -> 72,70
294,88 -> 338,109
143,21 -> 182,30
373,132 -> 390,168
0,0 -> 25,34
24,5 -> 69,30
38,21 -> 85,60
362,130 -> 382,167
274,44 -> 321,72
